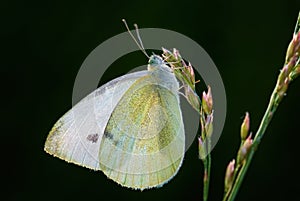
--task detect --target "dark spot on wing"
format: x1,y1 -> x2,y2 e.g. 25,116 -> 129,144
104,131 -> 113,140
87,133 -> 99,143
104,131 -> 119,146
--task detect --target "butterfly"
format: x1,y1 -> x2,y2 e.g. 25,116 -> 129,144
44,21 -> 187,190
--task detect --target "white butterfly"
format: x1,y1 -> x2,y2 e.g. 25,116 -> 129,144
44,53 -> 185,190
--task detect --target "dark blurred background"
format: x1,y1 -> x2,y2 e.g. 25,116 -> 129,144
3,0 -> 300,200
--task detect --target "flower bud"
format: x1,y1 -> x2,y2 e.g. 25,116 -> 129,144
185,62 -> 196,87
198,137 -> 206,160
205,113 -> 214,138
277,77 -> 289,100
202,86 -> 213,114
286,36 -> 296,63
187,62 -> 195,80
237,134 -> 253,165
224,159 -> 235,192
286,31 -> 300,63
277,65 -> 289,88
289,64 -> 300,80
240,112 -> 250,141
173,48 -> 181,60
162,47 -> 177,64
185,86 -> 201,113
162,47 -> 171,55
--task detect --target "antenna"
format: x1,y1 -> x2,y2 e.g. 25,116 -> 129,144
122,19 -> 149,58
134,23 -> 146,51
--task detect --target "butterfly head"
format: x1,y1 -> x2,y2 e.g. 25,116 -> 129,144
148,55 -> 166,71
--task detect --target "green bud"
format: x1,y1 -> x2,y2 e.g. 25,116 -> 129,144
290,64 -> 300,80
286,32 -> 300,63
240,112 -> 250,141
237,135 -> 253,165
198,137 -> 206,160
224,159 -> 235,193
277,77 -> 289,102
205,113 -> 214,138
202,86 -> 213,115
185,86 -> 201,113
286,36 -> 296,63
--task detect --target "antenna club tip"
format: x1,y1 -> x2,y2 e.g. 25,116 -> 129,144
122,19 -> 126,22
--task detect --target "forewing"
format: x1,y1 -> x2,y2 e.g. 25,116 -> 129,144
44,70 -> 149,170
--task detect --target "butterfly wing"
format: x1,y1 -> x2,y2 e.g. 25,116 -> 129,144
98,70 -> 185,189
44,70 -> 149,170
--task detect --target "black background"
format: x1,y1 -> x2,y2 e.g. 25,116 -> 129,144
3,0 -> 300,200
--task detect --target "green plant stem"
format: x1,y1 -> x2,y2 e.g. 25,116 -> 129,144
226,82 -> 280,201
223,11 -> 299,201
203,141 -> 211,201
